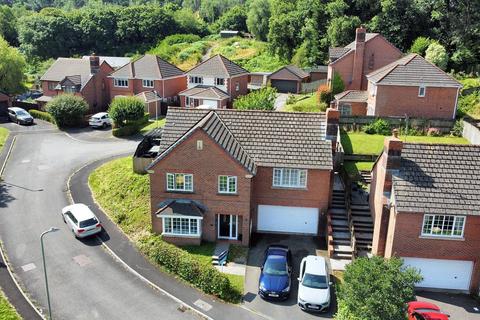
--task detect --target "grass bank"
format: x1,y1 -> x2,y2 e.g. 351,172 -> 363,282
0,289 -> 21,320
284,94 -> 327,113
0,127 -> 9,152
89,157 -> 243,301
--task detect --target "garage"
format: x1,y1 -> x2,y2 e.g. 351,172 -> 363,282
268,65 -> 310,94
201,99 -> 219,108
402,257 -> 473,291
257,205 -> 319,235
270,80 -> 298,94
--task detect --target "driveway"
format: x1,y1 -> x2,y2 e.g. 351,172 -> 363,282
416,291 -> 480,320
243,234 -> 335,319
274,94 -> 289,111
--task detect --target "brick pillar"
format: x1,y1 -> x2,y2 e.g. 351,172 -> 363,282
325,107 -> 340,153
351,26 -> 366,90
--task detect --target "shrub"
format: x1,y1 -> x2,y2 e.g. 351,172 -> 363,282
233,86 -> 277,110
29,109 -> 55,124
46,94 -> 88,128
425,42 -> 448,71
286,94 -> 297,105
409,37 -> 434,56
138,234 -> 242,302
451,120 -> 464,137
362,119 -> 391,135
336,256 -> 421,320
112,114 -> 149,137
331,71 -> 345,95
427,127 -> 442,136
317,84 -> 332,104
109,96 -> 145,127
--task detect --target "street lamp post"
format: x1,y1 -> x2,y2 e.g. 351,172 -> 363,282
41,227 -> 59,320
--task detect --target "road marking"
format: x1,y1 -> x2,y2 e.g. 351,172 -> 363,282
21,263 -> 36,272
194,299 -> 212,312
73,255 -> 92,267
0,135 -> 16,178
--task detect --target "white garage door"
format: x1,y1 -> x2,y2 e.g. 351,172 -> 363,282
257,205 -> 319,235
403,257 -> 473,291
201,100 -> 218,108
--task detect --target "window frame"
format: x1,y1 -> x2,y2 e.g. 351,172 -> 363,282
418,85 -> 426,97
272,168 -> 308,188
166,173 -> 193,192
189,76 -> 203,84
218,175 -> 237,194
235,82 -> 240,91
339,103 -> 352,116
215,78 -> 225,86
162,216 -> 201,237
421,214 -> 466,238
114,78 -> 129,88
142,79 -> 154,88
48,82 -> 57,91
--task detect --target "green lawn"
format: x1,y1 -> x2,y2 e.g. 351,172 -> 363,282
180,243 -> 215,265
344,161 -> 375,180
0,127 -> 9,152
140,118 -> 166,135
0,290 -> 21,320
225,274 -> 245,294
284,94 -> 326,113
341,132 -> 469,155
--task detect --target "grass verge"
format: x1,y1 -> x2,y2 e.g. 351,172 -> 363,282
140,118 -> 166,135
0,127 -> 9,152
0,289 -> 21,320
284,94 -> 326,113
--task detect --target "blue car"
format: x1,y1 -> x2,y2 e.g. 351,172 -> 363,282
258,245 -> 292,300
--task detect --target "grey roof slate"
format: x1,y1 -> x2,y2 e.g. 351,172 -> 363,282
329,33 -> 379,60
110,55 -> 184,79
334,90 -> 368,102
344,33 -> 379,49
393,143 -> 480,215
136,90 -> 162,103
60,75 -> 82,86
269,65 -> 310,80
367,54 -> 461,87
82,56 -> 131,69
156,199 -> 206,217
150,108 -> 332,172
179,86 -> 230,100
40,58 -> 93,89
187,54 -> 249,78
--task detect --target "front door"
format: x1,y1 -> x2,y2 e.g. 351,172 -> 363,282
218,214 -> 238,239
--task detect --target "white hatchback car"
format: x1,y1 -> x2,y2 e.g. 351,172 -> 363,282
62,204 -> 102,238
89,112 -> 112,128
297,255 -> 332,312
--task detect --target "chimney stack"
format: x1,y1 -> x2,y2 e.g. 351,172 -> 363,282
325,107 -> 340,152
351,26 -> 366,90
90,53 -> 100,74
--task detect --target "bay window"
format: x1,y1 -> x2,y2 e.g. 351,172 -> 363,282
166,173 -> 193,192
273,168 -> 307,188
421,214 -> 465,238
162,217 -> 201,236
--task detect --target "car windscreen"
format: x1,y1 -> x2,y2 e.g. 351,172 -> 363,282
302,273 -> 328,289
91,116 -> 100,120
79,217 -> 98,228
17,110 -> 29,116
263,256 -> 288,276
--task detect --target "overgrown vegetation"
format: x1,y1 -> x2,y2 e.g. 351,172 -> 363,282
29,109 -> 55,124
89,157 -> 243,302
284,94 -> 327,113
0,127 -> 9,152
234,86 -> 276,110
46,94 -> 88,127
0,289 -> 20,320
457,78 -> 480,119
109,96 -> 145,127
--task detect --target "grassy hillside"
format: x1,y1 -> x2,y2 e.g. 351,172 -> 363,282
458,78 -> 480,119
0,290 -> 21,320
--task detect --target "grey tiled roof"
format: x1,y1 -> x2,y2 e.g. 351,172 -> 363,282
82,56 -> 131,69
367,54 -> 461,87
110,55 -> 184,79
270,65 -> 310,80
135,90 -> 162,103
40,58 -> 93,89
60,75 -> 82,86
334,90 -> 368,102
187,55 -> 249,78
179,86 -> 230,100
156,199 -> 206,217
329,33 -> 379,60
344,33 -> 379,49
150,108 -> 332,172
393,143 -> 480,215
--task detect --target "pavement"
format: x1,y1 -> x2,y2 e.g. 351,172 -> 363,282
243,234 -> 335,319
274,94 -> 289,111
416,291 -> 480,320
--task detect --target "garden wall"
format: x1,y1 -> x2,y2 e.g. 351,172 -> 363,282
339,116 -> 454,133
463,119 -> 480,144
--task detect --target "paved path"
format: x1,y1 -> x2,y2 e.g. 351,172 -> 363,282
274,94 -> 289,111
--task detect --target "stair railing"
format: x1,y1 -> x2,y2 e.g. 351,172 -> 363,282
340,167 -> 357,258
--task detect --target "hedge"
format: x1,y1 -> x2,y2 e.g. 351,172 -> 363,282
138,234 -> 242,303
112,114 -> 149,137
29,109 -> 55,124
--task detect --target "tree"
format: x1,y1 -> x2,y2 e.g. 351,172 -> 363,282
211,5 -> 247,33
246,0 -> 270,41
331,71 -> 345,95
0,36 -> 26,95
108,96 -> 145,127
326,15 -> 361,47
0,5 -> 18,46
425,42 -> 448,70
409,36 -> 434,56
173,8 -> 208,36
336,256 -> 422,320
267,0 -> 301,61
233,87 -> 277,110
46,94 -> 89,128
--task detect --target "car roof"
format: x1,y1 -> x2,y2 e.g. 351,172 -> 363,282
303,255 -> 327,275
8,107 -> 26,112
408,301 -> 441,312
266,245 -> 289,257
92,112 -> 108,117
419,312 -> 449,320
65,203 -> 96,221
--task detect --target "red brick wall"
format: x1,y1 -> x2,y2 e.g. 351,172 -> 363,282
329,53 -> 354,90
228,74 -> 249,101
337,101 -> 367,116
372,85 -> 459,119
108,77 -> 134,98
149,129 -> 252,245
110,76 -> 187,103
163,76 -> 187,97
41,81 -> 58,97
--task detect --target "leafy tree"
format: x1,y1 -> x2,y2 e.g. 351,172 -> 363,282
425,42 -> 448,70
211,5 -> 247,33
246,0 -> 270,41
409,36 -> 434,56
0,5 -> 18,45
46,94 -> 89,127
0,36 -> 26,95
331,71 -> 345,95
108,96 -> 145,127
327,15 -> 361,47
267,0 -> 301,61
173,8 -> 208,36
336,256 -> 422,320
233,87 -> 277,110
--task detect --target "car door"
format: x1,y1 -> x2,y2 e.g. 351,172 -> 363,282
66,211 -> 77,230
8,110 -> 16,121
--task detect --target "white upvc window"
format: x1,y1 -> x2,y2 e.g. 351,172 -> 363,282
235,82 -> 240,91
143,79 -> 154,88
166,173 -> 193,192
215,78 -> 225,86
418,85 -> 426,97
218,175 -> 237,194
189,76 -> 203,84
114,78 -> 129,88
339,103 -> 352,116
162,217 -> 201,236
48,82 -> 57,90
272,168 -> 307,188
421,214 -> 466,238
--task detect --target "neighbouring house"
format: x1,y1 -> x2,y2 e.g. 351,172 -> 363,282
327,27 -> 403,91
305,65 -> 328,81
179,55 -> 249,109
364,53 -> 462,119
37,55 -> 114,113
108,54 -> 187,115
268,65 -> 310,94
248,72 -> 271,90
81,56 -> 131,69
146,107 -> 340,246
370,131 -> 480,294
333,90 -> 368,116
0,91 -> 12,117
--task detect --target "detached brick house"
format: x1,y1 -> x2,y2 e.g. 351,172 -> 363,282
109,55 -> 187,115
38,56 -> 114,113
147,108 -> 339,246
179,55 -> 249,109
370,133 -> 480,293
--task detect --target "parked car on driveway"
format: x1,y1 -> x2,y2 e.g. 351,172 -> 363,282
89,112 -> 112,128
8,107 -> 34,125
62,203 -> 102,238
297,255 -> 332,312
407,301 -> 449,320
258,245 -> 292,300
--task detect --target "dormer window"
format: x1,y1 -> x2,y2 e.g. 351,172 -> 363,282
215,78 -> 225,86
418,85 -> 426,97
143,79 -> 154,88
190,76 -> 203,84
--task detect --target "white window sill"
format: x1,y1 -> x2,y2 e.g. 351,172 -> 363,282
272,186 -> 308,191
419,235 -> 464,241
162,233 -> 201,238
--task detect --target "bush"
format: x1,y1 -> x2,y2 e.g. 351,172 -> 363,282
109,96 -> 145,127
112,114 -> 149,137
336,256 -> 421,320
317,84 -> 332,104
427,127 -> 442,136
362,119 -> 391,135
29,109 -> 55,124
233,86 -> 277,110
425,42 -> 448,71
409,37 -> 434,56
45,94 -> 88,128
331,71 -> 345,95
138,234 -> 242,302
286,94 -> 297,105
452,120 -> 464,137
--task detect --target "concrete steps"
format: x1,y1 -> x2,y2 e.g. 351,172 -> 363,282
212,243 -> 229,266
328,187 -> 353,260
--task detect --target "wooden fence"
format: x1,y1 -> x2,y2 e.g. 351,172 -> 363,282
339,115 -> 455,133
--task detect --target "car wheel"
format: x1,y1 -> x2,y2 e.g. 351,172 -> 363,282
102,122 -> 107,129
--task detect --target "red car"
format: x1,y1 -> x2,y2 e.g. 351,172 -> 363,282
407,301 -> 450,320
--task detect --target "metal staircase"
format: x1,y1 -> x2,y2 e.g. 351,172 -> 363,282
327,186 -> 354,260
